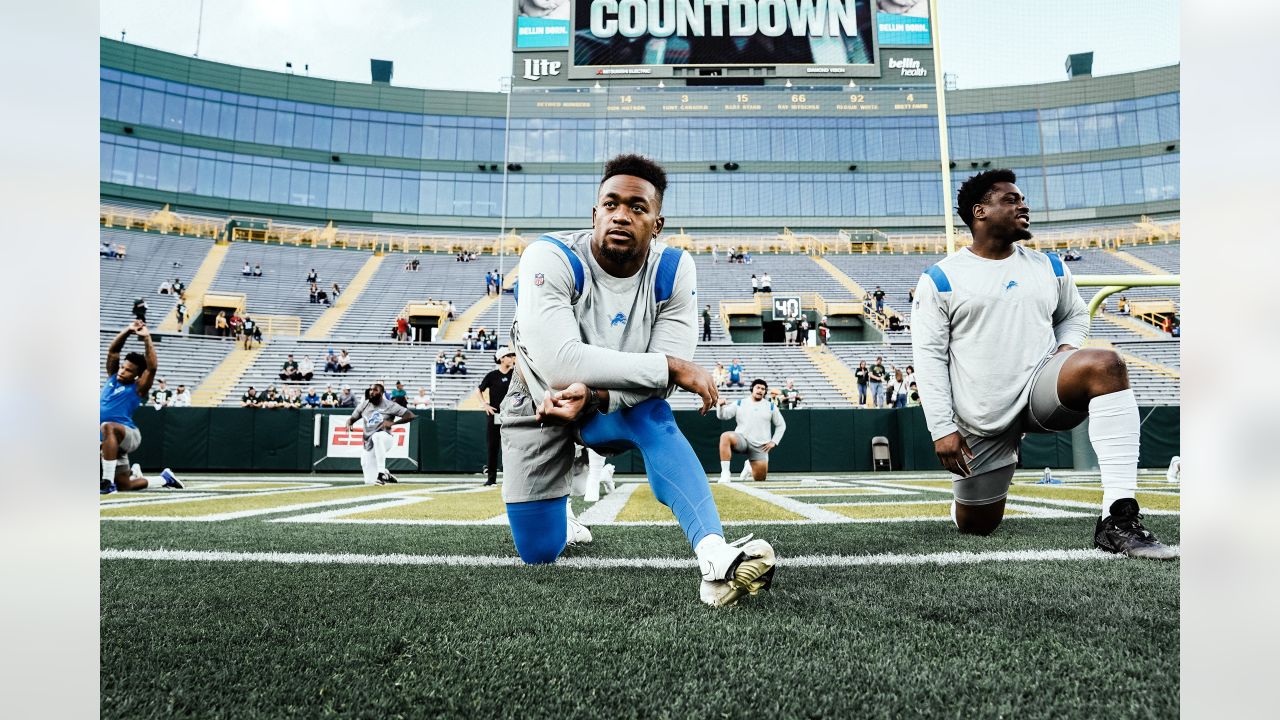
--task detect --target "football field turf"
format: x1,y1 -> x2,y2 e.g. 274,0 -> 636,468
101,472 -> 1179,719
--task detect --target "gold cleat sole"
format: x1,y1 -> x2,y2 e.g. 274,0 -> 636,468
703,540 -> 777,607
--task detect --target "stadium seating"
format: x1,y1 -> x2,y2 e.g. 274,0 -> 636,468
824,252 -> 940,313
1124,242 -> 1181,273
1113,339 -> 1181,370
330,253 -> 499,340
224,338 -> 487,408
100,228 -> 215,329
208,243 -> 365,333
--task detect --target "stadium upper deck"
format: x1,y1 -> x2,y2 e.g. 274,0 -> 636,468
99,39 -> 1178,233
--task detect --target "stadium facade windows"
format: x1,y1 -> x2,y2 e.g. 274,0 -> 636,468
101,132 -> 1179,219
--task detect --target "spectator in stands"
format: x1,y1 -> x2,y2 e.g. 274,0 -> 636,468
750,274 -> 759,294
242,261 -> 252,276
171,384 -> 192,408
760,272 -> 773,293
307,268 -> 318,284
1171,316 -> 1180,337
331,282 -> 342,299
797,317 -> 810,346
713,361 -> 727,388
1162,315 -> 1173,334
780,379 -> 803,410
412,388 -> 432,409
743,251 -> 752,264
158,279 -> 172,295
477,328 -> 489,350
907,382 -> 920,407
447,301 -> 457,321
323,349 -> 338,373
485,271 -> 494,295
252,264 -> 263,277
336,350 -> 352,373
451,350 -> 468,375
303,387 -> 320,408
297,354 -> 314,382
396,316 -> 410,342
412,258 -> 420,271
869,356 -> 887,407
280,354 -> 300,381
337,386 -> 357,408
176,300 -> 187,330
389,381 -> 408,407
309,282 -> 319,304
228,312 -> 242,339
873,286 -> 886,313
855,361 -> 870,406
463,328 -> 476,350
150,379 -> 173,409
1117,296 -> 1130,315
435,351 -> 448,375
283,387 -> 303,409
728,358 -> 745,387
241,386 -> 260,408
818,317 -> 830,346
252,323 -> 264,346
893,369 -> 910,408
100,240 -> 116,258
114,243 -> 127,260
780,316 -> 792,346
214,310 -> 228,337
261,386 -> 282,409
484,330 -> 498,351
132,298 -> 148,323
908,288 -> 915,305
320,385 -> 338,407
241,316 -> 258,350
702,305 -> 713,342
884,367 -> 899,408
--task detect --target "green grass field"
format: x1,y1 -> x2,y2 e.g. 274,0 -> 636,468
101,473 -> 1179,719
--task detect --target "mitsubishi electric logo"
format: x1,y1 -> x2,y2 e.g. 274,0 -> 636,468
887,57 -> 928,77
523,58 -> 562,81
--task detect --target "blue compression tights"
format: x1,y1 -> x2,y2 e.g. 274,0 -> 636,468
505,399 -> 723,564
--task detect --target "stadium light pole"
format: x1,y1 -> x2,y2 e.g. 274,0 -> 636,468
928,0 -> 956,255
496,76 -> 513,344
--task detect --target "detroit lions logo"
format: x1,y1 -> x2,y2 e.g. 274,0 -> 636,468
610,312 -> 627,327
1005,280 -> 1019,291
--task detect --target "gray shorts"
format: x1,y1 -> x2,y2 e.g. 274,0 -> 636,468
498,372 -> 578,503
114,425 -> 142,468
729,433 -> 770,463
953,350 -> 1088,506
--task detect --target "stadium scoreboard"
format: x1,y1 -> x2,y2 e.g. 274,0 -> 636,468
509,85 -> 933,118
512,0 -> 935,94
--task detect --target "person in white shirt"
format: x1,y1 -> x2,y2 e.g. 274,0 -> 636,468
716,379 -> 786,483
911,168 -> 1172,559
412,389 -> 432,409
750,274 -> 759,294
760,272 -> 772,293
171,384 -> 192,407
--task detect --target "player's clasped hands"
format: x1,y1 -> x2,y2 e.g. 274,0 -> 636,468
934,431 -> 975,477
537,383 -> 591,425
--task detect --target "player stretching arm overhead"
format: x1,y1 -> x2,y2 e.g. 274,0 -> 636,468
911,169 -> 1172,558
500,153 -> 776,607
100,321 -> 182,493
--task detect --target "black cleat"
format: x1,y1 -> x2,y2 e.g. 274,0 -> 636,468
1094,498 -> 1177,560
376,471 -> 397,485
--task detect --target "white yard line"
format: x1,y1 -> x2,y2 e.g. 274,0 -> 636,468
100,489 -> 438,522
577,482 -> 640,525
721,481 -> 850,522
101,545 -> 1177,568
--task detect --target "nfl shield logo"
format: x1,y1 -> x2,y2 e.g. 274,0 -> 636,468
533,273 -> 545,286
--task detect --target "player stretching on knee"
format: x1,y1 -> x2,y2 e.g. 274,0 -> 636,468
100,321 -> 182,494
716,379 -> 786,483
911,169 -> 1173,559
500,153 -> 776,607
348,383 -> 415,485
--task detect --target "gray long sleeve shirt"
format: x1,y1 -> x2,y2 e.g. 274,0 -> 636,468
716,397 -> 786,446
910,245 -> 1090,440
511,230 -> 698,414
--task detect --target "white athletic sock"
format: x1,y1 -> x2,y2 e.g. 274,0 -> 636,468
950,500 -> 959,528
694,534 -> 726,562
588,450 -> 606,473
719,460 -> 730,475
101,458 -> 115,482
1089,389 -> 1140,516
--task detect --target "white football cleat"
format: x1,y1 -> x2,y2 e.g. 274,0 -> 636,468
718,471 -> 731,484
601,464 -> 616,493
739,465 -> 753,482
130,463 -> 143,480
566,502 -> 593,545
698,535 -> 777,607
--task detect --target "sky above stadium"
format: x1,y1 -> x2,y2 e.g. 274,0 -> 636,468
99,0 -> 1178,92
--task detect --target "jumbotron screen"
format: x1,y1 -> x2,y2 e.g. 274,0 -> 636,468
570,0 -> 880,78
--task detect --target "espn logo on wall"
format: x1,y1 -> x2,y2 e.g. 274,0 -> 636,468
326,417 -> 412,459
